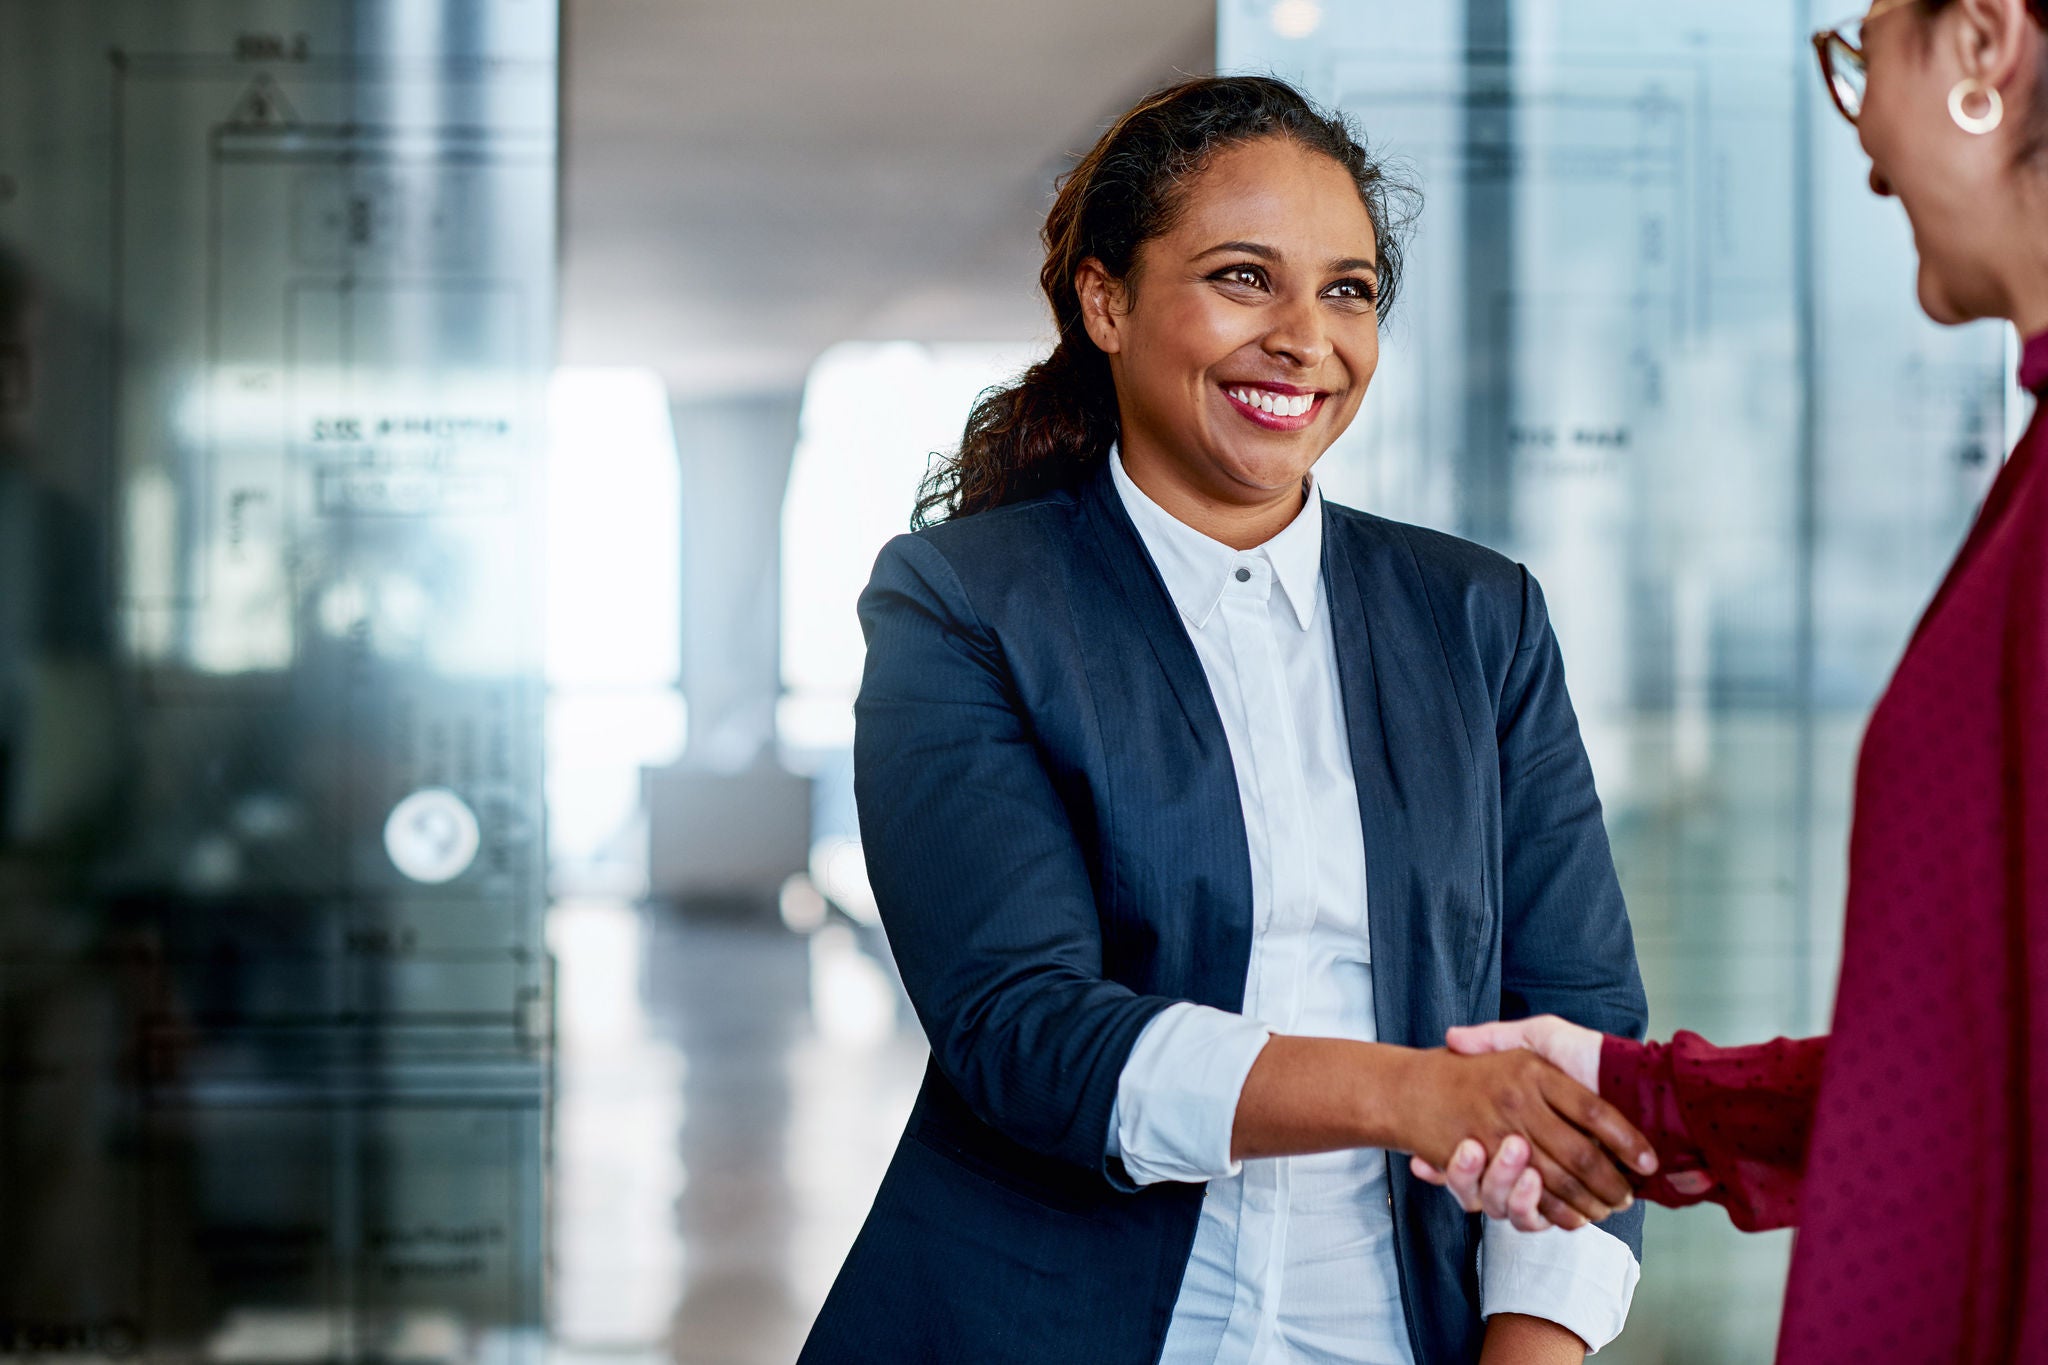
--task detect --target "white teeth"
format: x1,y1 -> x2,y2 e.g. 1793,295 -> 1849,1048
1228,386 -> 1314,418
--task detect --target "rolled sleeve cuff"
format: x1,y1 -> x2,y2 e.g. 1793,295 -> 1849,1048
1479,1221 -> 1640,1354
1105,1002 -> 1272,1187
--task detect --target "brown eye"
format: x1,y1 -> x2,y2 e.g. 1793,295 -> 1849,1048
1324,277 -> 1378,304
1211,264 -> 1267,289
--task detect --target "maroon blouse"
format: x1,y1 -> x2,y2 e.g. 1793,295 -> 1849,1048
1599,329 -> 2048,1363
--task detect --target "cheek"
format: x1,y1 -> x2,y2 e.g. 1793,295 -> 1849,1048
1131,297 -> 1234,390
1341,326 -> 1380,391
1175,299 -> 1259,372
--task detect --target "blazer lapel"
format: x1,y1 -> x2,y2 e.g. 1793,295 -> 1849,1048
1324,508 -> 1480,1049
1077,461 -> 1231,754
1074,460 -> 1253,1010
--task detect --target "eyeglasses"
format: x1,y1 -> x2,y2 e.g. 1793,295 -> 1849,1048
1812,0 -> 1918,125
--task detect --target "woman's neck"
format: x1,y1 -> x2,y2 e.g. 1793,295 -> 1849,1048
1997,175 -> 2048,340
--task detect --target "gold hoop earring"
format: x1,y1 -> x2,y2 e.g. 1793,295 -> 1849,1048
1948,77 -> 2004,134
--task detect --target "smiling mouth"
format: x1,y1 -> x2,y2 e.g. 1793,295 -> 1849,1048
1222,383 -> 1326,431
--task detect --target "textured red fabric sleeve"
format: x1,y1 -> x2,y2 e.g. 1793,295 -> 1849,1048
1599,1031 -> 1827,1232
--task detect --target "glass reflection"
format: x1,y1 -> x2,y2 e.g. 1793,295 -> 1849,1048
0,2 -> 556,1359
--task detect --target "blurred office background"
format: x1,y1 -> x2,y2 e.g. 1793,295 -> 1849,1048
0,1 -> 2027,1363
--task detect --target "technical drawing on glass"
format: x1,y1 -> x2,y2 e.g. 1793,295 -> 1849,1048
0,4 -> 558,1361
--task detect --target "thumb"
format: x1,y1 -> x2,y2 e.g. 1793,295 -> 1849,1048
1444,1020 -> 1533,1055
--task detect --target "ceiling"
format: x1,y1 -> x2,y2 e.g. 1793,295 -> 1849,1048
559,0 -> 1217,400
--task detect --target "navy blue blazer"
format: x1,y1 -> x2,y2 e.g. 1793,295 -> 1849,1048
799,458 -> 1648,1365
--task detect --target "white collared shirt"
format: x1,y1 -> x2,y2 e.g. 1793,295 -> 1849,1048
1105,451 -> 1638,1362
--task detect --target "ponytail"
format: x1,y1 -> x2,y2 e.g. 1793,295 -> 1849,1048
912,340 -> 1116,529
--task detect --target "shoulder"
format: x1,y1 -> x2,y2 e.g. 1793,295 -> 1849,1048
863,484 -> 1087,633
912,483 -> 1083,564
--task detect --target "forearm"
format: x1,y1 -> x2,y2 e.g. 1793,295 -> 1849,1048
1231,1033 -> 1647,1226
1230,1034 -> 1415,1161
1479,1314 -> 1586,1364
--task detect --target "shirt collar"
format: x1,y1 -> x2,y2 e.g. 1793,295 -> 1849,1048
2022,328 -> 2048,396
1109,447 -> 1323,631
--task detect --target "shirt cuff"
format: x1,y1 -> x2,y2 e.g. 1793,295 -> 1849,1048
1105,1002 -> 1272,1187
1478,1220 -> 1640,1354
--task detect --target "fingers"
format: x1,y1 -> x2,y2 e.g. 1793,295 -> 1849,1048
1667,1170 -> 1713,1196
1478,1136 -> 1529,1219
1508,1166 -> 1551,1232
1450,1137 -> 1564,1233
1523,1141 -> 1612,1225
1520,1098 -> 1633,1221
1532,1071 -> 1649,1205
1426,1138 -> 1555,1232
1555,1080 -> 1659,1178
1423,1139 -> 1484,1211
1536,1190 -> 1586,1231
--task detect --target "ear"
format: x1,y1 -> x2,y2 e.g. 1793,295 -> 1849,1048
1949,0 -> 2035,91
1074,258 -> 1128,356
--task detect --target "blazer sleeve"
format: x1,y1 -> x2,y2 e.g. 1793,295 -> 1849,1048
853,532 -> 1180,1183
1494,568 -> 1649,1034
1494,567 -> 1651,1255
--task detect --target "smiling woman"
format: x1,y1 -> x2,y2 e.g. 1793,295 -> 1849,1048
1075,137 -> 1389,548
912,76 -> 1414,535
805,76 -> 1659,1365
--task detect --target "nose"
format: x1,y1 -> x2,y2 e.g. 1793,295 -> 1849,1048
1263,293 -> 1331,369
1868,164 -> 1894,197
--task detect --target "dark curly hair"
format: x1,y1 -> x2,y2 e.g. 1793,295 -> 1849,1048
912,75 -> 1419,529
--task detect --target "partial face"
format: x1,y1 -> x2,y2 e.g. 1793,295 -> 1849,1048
1080,136 -> 1382,506
1856,1 -> 2024,323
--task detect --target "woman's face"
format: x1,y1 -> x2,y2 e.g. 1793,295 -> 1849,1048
1856,0 -> 2037,324
1079,136 -> 1381,511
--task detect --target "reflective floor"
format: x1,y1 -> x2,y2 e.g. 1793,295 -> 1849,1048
548,901 -> 924,1365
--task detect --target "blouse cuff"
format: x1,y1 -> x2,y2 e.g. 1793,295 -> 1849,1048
1105,1002 -> 1273,1187
1479,1220 -> 1640,1353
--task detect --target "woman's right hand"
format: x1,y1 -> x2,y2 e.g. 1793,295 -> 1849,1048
1392,1046 -> 1655,1230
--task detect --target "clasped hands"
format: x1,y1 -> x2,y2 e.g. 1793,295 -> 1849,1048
1403,1015 -> 1657,1233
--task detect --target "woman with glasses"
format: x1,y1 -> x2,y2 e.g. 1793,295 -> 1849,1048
1416,0 -> 2048,1359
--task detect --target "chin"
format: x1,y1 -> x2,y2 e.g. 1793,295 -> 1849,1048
1915,266 -> 1971,328
1216,443 -> 1317,493
1912,248 -> 2003,329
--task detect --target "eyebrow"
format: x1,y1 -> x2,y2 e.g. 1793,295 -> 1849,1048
1195,239 -> 1379,277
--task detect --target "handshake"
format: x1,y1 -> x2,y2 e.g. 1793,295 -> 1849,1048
1395,1016 -> 1673,1233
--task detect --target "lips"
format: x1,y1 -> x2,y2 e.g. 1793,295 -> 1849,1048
1221,382 -> 1326,432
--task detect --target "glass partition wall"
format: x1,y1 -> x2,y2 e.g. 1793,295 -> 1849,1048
1222,2 -> 2018,1358
0,4 -> 557,1361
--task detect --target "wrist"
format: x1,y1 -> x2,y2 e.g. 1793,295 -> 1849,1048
1351,1043 -> 1427,1151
